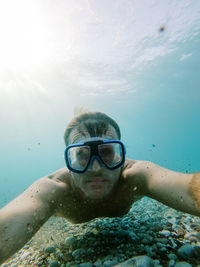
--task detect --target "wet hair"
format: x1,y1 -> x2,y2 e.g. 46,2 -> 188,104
64,112 -> 121,146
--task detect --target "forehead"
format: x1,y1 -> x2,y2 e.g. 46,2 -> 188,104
69,125 -> 119,144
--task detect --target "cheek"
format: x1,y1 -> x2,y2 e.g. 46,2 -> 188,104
71,173 -> 80,184
107,169 -> 121,181
72,173 -> 85,186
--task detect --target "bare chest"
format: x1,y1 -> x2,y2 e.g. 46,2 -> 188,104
56,184 -> 141,224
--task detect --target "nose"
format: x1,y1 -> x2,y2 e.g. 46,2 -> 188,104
89,158 -> 102,171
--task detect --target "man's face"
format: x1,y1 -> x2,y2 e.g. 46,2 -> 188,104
68,125 -> 121,201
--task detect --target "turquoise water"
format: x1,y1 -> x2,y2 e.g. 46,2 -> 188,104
0,0 -> 200,207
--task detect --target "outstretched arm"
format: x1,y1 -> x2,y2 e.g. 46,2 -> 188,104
0,172 -> 68,264
123,160 -> 200,216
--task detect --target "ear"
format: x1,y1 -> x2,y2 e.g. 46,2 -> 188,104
189,173 -> 200,213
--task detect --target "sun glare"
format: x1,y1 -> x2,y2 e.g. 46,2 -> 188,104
0,0 -> 50,71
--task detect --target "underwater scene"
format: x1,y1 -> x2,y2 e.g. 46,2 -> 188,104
0,0 -> 200,266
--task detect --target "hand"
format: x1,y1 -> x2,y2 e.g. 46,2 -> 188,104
120,159 -> 147,195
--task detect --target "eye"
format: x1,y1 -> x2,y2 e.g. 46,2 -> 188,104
76,147 -> 89,158
98,145 -> 115,164
100,146 -> 114,156
70,146 -> 90,167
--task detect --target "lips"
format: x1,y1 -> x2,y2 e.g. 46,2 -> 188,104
86,177 -> 106,182
86,177 -> 107,187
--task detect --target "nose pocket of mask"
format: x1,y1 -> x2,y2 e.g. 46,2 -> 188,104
89,155 -> 103,168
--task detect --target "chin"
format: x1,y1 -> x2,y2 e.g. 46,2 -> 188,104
84,187 -> 111,201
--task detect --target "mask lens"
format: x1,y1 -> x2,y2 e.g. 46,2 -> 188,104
98,143 -> 123,168
67,146 -> 90,172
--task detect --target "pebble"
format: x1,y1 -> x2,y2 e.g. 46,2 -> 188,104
155,237 -> 169,244
2,198 -> 200,266
115,255 -> 154,266
174,262 -> 192,267
184,231 -> 200,242
20,251 -> 32,260
94,259 -> 102,267
103,259 -> 118,267
45,246 -> 56,253
79,263 -> 93,267
65,236 -> 77,247
168,259 -> 176,267
168,253 -> 177,261
72,248 -> 86,259
177,244 -> 195,260
158,230 -> 171,237
23,245 -> 30,249
49,261 -> 60,267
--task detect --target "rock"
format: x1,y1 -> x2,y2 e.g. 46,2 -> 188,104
168,253 -> 177,260
20,251 -> 32,260
49,261 -> 60,267
72,248 -> 86,259
79,263 -> 93,267
174,262 -> 192,267
114,255 -> 154,267
117,230 -> 130,238
156,242 -> 164,249
65,236 -> 77,248
142,237 -> 152,245
154,259 -> 161,266
176,227 -> 186,237
160,246 -> 167,252
36,263 -> 43,266
184,231 -> 200,242
129,231 -> 138,241
155,238 -> 169,244
177,244 -> 195,260
144,246 -> 156,258
94,259 -> 102,267
168,259 -> 175,267
44,246 -> 56,253
87,248 -> 95,254
159,230 -> 171,237
103,259 -> 119,267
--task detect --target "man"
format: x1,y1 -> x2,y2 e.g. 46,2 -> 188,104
0,111 -> 200,264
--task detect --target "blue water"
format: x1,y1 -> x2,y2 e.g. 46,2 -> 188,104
0,0 -> 200,207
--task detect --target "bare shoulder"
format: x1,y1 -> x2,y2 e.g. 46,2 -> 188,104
122,159 -> 153,179
47,167 -> 71,184
121,159 -> 149,195
123,159 -> 200,216
123,159 -> 148,171
123,159 -> 174,177
26,168 -> 72,205
121,159 -> 179,195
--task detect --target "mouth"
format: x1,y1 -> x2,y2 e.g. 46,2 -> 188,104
85,177 -> 108,188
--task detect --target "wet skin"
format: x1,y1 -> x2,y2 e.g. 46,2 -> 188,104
54,126 -> 142,223
1,125 -> 200,264
54,162 -> 142,224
